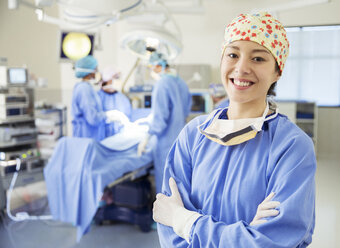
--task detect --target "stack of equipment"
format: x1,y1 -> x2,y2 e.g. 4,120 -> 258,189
94,175 -> 154,232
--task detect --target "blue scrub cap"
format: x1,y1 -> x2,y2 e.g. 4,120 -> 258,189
74,55 -> 98,78
149,52 -> 168,69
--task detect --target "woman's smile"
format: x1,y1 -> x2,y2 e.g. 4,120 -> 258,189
230,78 -> 254,90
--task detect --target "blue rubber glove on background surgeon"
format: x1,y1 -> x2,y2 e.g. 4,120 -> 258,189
153,178 -> 280,243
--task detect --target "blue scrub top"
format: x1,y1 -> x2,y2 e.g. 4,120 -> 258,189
148,74 -> 192,193
71,81 -> 106,141
158,111 -> 316,247
97,89 -> 132,137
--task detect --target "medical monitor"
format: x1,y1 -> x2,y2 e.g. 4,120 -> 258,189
191,94 -> 205,112
190,90 -> 213,114
7,67 -> 28,85
59,31 -> 95,62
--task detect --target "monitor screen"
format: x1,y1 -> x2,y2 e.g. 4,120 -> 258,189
7,68 -> 28,85
60,31 -> 95,62
144,95 -> 152,108
191,94 -> 206,112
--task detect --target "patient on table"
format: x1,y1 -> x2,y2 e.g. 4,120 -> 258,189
44,116 -> 155,241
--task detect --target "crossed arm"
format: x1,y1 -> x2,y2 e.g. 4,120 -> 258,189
153,177 -> 280,243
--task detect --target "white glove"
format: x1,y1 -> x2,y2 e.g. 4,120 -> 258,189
105,110 -> 129,125
133,114 -> 153,125
250,192 -> 280,226
153,177 -> 201,243
137,134 -> 150,156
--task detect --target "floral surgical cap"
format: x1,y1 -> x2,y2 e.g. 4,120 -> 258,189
223,12 -> 289,74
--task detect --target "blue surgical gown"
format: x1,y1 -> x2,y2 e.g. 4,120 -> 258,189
97,89 -> 132,137
158,111 -> 316,248
149,74 -> 192,193
72,81 -> 106,141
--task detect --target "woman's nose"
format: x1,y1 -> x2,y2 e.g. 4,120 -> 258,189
234,58 -> 251,74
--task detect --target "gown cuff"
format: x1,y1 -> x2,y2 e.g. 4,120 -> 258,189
173,207 -> 202,243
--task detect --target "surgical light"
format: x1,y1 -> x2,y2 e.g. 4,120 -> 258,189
60,32 -> 94,61
120,27 -> 182,60
145,37 -> 160,50
9,0 -> 143,30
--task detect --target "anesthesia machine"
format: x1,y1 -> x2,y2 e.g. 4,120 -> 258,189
0,65 -> 43,211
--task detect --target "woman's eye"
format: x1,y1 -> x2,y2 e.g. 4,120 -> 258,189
253,57 -> 265,62
228,53 -> 238,58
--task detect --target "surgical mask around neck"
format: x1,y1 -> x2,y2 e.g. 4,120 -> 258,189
102,84 -> 119,92
198,101 -> 278,146
87,78 -> 97,85
85,72 -> 100,85
150,70 -> 161,81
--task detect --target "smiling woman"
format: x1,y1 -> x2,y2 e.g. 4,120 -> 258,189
152,12 -> 316,248
221,41 -> 281,119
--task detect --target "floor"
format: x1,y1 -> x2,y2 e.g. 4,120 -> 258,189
309,153 -> 340,248
0,177 -> 161,248
0,152 -> 339,248
0,203 -> 161,248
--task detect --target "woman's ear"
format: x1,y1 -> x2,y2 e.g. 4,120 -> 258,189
275,73 -> 281,83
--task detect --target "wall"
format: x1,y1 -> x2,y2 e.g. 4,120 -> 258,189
317,107 -> 340,156
0,0 -> 61,103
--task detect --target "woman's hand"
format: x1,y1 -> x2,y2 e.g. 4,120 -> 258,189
153,177 -> 184,227
153,177 -> 201,242
250,192 -> 280,226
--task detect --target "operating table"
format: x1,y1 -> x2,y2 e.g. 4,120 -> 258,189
44,125 -> 155,241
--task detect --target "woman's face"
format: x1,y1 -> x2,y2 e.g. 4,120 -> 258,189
221,40 -> 280,106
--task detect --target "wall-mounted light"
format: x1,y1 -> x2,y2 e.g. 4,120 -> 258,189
60,31 -> 95,62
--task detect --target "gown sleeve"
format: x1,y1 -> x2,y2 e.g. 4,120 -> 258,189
148,80 -> 170,136
77,84 -> 106,126
120,94 -> 132,119
157,119 -> 316,248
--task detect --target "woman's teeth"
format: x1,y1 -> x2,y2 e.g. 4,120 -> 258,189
233,79 -> 252,87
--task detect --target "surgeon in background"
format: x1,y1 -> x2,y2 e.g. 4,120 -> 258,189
98,66 -> 132,137
137,52 -> 192,193
209,83 -> 229,109
72,56 -> 124,141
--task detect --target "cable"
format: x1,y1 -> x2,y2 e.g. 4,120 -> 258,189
120,0 -> 142,13
6,158 -> 53,221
